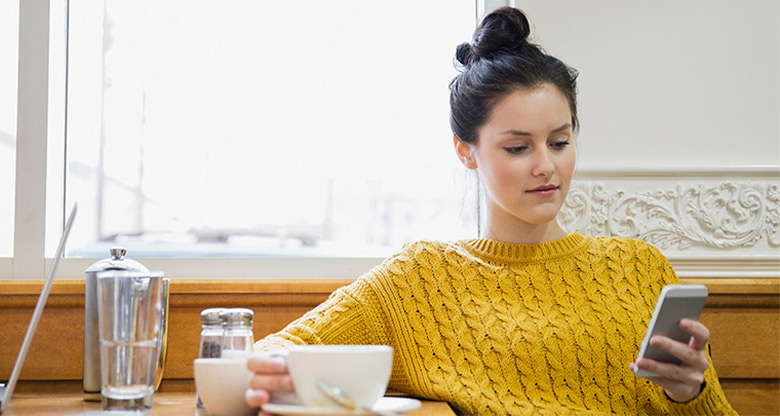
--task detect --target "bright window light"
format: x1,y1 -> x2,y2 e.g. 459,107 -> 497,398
64,0 -> 476,258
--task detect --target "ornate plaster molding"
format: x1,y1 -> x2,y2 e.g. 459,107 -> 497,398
560,181 -> 780,251
559,172 -> 780,278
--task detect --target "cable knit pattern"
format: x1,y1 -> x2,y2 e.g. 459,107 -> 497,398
254,233 -> 737,415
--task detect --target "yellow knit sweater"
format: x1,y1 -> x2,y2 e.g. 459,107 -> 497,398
254,233 -> 737,415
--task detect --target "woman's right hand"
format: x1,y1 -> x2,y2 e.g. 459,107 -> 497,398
244,354 -> 295,408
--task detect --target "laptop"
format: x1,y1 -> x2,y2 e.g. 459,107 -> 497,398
0,204 -> 77,413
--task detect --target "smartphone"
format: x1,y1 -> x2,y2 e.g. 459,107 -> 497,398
633,284 -> 709,378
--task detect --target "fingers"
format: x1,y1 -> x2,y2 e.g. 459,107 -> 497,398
647,319 -> 710,371
247,356 -> 294,392
249,374 -> 295,391
245,388 -> 270,407
245,388 -> 280,415
634,356 -> 705,385
648,335 -> 708,372
647,375 -> 703,403
631,357 -> 705,402
632,319 -> 711,403
244,354 -> 294,411
247,356 -> 288,374
680,318 -> 710,351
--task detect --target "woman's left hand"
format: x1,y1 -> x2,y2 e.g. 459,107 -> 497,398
629,318 -> 710,402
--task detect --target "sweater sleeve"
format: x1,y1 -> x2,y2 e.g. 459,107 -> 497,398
665,354 -> 738,416
253,276 -> 391,353
641,242 -> 738,415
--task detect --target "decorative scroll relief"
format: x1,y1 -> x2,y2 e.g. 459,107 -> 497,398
559,180 -> 780,252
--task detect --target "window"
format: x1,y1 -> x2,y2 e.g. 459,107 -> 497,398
7,1 -> 778,280
63,0 -> 477,260
0,0 -> 18,257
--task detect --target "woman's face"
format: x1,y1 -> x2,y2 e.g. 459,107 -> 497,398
458,83 -> 576,240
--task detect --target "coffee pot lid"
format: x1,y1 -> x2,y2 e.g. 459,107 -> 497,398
85,247 -> 149,273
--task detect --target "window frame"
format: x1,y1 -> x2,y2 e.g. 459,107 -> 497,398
6,0 -> 507,280
12,0 -> 49,280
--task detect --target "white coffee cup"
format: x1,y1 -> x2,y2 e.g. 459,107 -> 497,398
193,357 -> 257,415
280,344 -> 394,409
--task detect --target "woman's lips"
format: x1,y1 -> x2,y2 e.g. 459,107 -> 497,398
526,185 -> 558,196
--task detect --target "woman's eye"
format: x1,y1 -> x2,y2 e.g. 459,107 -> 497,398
551,140 -> 571,149
505,146 -> 527,154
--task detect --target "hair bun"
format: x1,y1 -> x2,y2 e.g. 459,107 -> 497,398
456,7 -> 535,67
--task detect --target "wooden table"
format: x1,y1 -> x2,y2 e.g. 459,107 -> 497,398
3,381 -> 455,415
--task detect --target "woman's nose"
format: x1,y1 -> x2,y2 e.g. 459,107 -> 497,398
531,149 -> 555,178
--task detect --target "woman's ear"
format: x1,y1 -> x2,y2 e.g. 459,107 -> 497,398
453,135 -> 477,169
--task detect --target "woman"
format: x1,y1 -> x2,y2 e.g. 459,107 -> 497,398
246,7 -> 736,415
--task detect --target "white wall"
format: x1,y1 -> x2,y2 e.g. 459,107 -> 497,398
516,0 -> 779,167
511,1 -> 779,276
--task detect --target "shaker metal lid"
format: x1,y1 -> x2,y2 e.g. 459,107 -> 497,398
201,308 -> 227,325
85,247 -> 150,273
220,308 -> 254,326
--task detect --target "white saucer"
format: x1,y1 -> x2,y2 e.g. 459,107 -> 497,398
262,397 -> 422,415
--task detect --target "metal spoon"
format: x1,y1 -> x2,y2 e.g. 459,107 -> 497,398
313,378 -> 400,416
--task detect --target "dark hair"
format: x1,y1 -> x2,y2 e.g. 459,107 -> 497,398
449,7 -> 579,144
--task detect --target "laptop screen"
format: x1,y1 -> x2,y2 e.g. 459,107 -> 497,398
0,204 -> 77,413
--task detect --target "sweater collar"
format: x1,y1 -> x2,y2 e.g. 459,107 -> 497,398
463,232 -> 589,263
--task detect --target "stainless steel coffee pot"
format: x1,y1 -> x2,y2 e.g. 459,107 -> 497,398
83,247 -> 170,402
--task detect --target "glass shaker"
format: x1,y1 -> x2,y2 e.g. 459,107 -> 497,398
220,308 -> 255,353
197,308 -> 227,408
199,308 -> 226,359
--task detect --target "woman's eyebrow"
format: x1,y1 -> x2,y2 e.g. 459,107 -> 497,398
551,123 -> 573,133
501,123 -> 573,136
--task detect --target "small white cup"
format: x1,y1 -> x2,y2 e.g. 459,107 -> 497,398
193,357 -> 256,415
282,345 -> 394,409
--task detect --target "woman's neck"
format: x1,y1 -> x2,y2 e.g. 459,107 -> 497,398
480,220 -> 568,245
